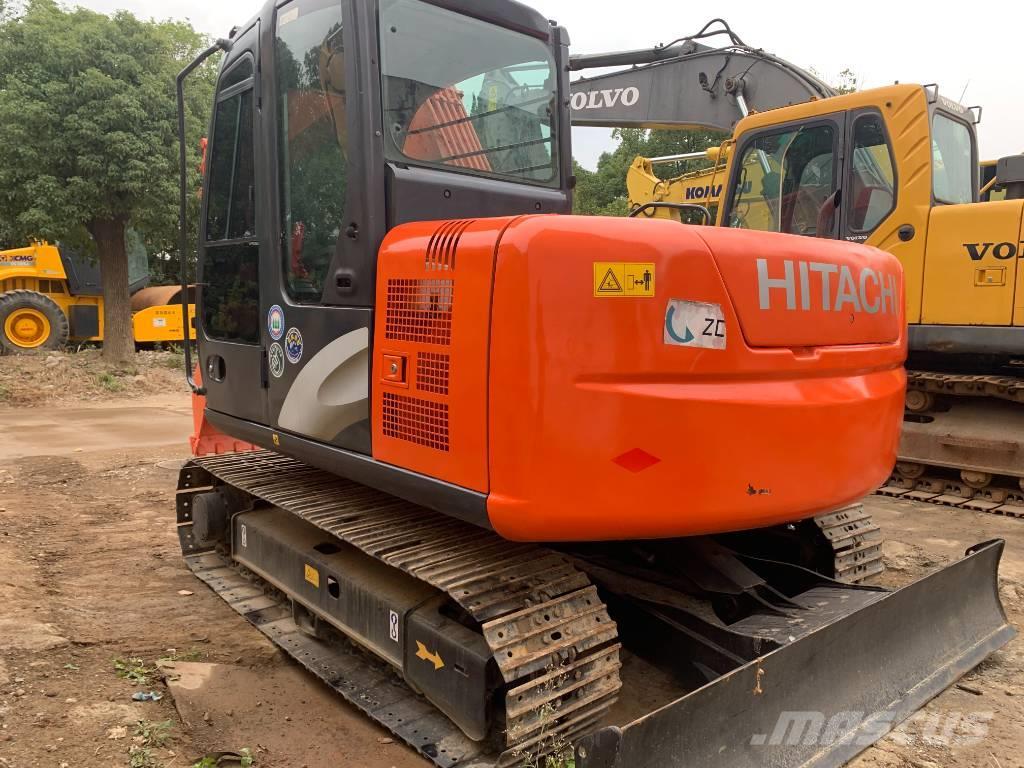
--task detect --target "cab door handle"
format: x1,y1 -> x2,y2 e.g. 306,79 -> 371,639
206,354 -> 226,382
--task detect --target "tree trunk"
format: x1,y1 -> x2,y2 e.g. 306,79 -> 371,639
89,217 -> 135,363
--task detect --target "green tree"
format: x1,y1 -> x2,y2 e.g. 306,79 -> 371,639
810,67 -> 859,95
833,68 -> 859,95
0,0 -> 217,361
0,0 -> 22,23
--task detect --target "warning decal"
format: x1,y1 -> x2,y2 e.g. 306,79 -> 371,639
594,262 -> 655,297
304,563 -> 320,588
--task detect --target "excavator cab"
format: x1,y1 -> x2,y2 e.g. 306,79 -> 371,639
174,5 -> 1013,768
719,90 -> 1024,498
186,0 -> 572,428
719,87 -> 977,247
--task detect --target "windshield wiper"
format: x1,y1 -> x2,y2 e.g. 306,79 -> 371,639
399,93 -> 552,137
435,136 -> 552,165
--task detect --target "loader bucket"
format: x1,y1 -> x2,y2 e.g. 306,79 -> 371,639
576,539 -> 1015,768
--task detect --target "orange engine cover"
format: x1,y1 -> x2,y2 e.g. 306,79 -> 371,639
371,218 -> 512,492
374,215 -> 907,542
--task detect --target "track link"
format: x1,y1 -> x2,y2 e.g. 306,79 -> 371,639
908,370 -> 1024,405
814,504 -> 885,582
893,369 -> 1024,517
879,476 -> 1024,518
177,451 -> 621,767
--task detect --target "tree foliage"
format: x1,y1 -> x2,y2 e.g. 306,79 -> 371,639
0,0 -> 217,359
573,127 -> 728,216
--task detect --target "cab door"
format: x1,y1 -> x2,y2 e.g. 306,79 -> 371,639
723,115 -> 845,238
840,109 -> 898,244
263,0 -> 373,453
919,111 -> 1017,326
197,22 -> 268,424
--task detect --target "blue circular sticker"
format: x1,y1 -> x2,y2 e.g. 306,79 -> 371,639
268,305 -> 285,341
284,327 -> 303,364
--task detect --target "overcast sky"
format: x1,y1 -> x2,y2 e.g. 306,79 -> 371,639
81,0 -> 1022,169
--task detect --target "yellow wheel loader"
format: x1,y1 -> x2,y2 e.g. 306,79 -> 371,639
0,239 -> 195,353
572,20 -> 1024,514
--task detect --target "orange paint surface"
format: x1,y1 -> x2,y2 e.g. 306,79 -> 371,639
370,214 -> 906,541
371,218 -> 512,492
486,216 -> 906,541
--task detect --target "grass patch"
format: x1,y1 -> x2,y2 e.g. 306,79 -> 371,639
159,346 -> 186,370
113,657 -> 156,686
158,648 -> 204,663
96,371 -> 124,392
135,719 -> 173,748
129,746 -> 158,768
191,749 -> 254,768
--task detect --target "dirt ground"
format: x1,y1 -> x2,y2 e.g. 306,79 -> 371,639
0,391 -> 1021,768
0,349 -> 188,408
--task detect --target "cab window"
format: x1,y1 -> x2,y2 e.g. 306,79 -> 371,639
276,0 -> 348,303
379,0 -> 559,187
847,114 -> 896,233
728,123 -> 837,236
932,113 -> 974,204
206,88 -> 256,242
202,60 -> 260,344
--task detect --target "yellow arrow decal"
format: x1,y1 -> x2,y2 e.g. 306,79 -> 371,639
415,641 -> 445,671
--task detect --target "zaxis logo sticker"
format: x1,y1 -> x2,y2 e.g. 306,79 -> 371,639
267,305 -> 285,341
963,241 -> 1024,261
664,299 -> 727,350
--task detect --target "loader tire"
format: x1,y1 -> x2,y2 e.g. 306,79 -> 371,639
0,290 -> 69,353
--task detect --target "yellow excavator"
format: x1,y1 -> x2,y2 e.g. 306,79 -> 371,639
632,155 -> 1018,218
571,20 -> 1024,515
0,239 -> 195,353
626,148 -> 729,221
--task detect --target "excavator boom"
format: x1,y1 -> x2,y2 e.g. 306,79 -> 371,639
569,19 -> 834,131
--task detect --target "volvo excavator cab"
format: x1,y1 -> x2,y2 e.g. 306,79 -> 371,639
174,4 -> 1013,767
722,94 -> 1024,506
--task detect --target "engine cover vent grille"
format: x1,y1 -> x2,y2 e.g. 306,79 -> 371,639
382,392 -> 450,452
385,279 -> 454,345
426,219 -> 474,271
417,352 -> 450,395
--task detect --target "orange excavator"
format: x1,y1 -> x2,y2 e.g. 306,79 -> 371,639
172,1 -> 1014,766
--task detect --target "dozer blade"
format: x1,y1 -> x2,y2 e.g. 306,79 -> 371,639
576,540 -> 1015,768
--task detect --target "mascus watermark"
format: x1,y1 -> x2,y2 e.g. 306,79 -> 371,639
751,710 -> 994,748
